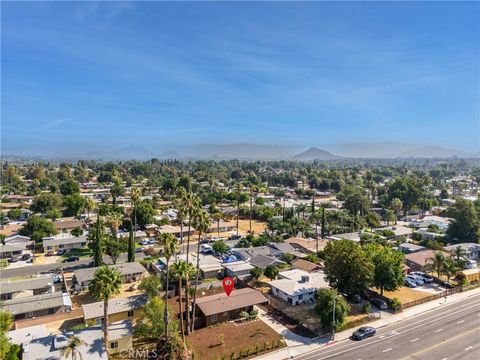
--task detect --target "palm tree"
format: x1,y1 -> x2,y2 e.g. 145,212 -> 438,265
131,187 -> 142,232
179,189 -> 200,334
62,335 -> 84,360
88,266 -> 122,349
84,198 -> 95,221
443,257 -> 459,283
170,260 -> 195,342
175,191 -> 187,245
190,209 -> 211,333
427,252 -> 446,279
249,185 -> 254,233
452,246 -> 467,268
105,212 -> 122,236
212,212 -> 223,237
158,232 -> 179,341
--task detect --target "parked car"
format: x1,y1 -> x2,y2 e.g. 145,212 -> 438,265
371,298 -> 388,310
349,294 -> 363,304
441,281 -> 454,289
406,275 -> 424,286
21,253 -> 31,261
52,275 -> 62,284
352,326 -> 376,340
45,251 -> 55,256
8,256 -> 18,263
135,247 -> 144,253
62,256 -> 80,263
201,244 -> 213,254
405,278 -> 417,288
56,249 -> 66,256
410,272 -> 433,283
140,239 -> 150,245
229,234 -> 242,240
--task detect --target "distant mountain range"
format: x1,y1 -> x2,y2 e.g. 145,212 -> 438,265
2,142 -> 477,161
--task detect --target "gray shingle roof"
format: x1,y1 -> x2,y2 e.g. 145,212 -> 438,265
82,294 -> 148,320
42,235 -> 87,247
249,255 -> 285,270
1,292 -> 70,315
74,262 -> 146,285
0,276 -> 53,295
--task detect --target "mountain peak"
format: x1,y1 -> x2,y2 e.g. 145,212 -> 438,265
293,147 -> 341,161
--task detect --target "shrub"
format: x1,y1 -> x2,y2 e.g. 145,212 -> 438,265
362,303 -> 371,314
390,297 -> 402,312
255,344 -> 260,354
239,311 -> 249,320
217,334 -> 225,346
249,309 -> 259,320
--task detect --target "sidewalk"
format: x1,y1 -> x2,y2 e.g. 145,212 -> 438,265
255,287 -> 480,360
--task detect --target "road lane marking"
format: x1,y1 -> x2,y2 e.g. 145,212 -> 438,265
457,320 -> 464,324
465,346 -> 473,351
410,338 -> 419,342
441,358 -> 447,360
435,328 -> 443,332
382,348 -> 392,353
298,303 -> 480,360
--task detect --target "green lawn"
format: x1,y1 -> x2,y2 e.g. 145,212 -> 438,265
0,259 -> 8,269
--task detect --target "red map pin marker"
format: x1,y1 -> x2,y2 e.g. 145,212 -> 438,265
222,276 -> 234,296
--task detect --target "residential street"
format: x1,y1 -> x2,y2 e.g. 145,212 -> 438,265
294,293 -> 480,360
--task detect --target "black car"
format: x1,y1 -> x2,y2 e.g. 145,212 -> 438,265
62,256 -> 80,263
441,281 -> 454,289
371,298 -> 388,310
352,326 -> 376,340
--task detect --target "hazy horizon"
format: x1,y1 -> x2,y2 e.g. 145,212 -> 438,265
2,2 -> 479,154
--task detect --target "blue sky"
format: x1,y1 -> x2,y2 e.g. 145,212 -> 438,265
2,1 -> 479,153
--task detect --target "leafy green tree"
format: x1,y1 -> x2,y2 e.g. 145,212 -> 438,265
104,236 -> 128,264
127,223 -> 135,263
365,245 -> 405,296
0,311 -> 20,360
365,212 -> 381,230
30,193 -> 62,214
282,253 -> 295,264
88,266 -> 122,348
315,288 -> 350,331
324,240 -> 373,296
139,275 -> 163,299
60,178 -> 80,196
70,227 -> 83,237
446,198 -> 480,243
387,177 -> 423,216
390,198 -> 403,216
45,208 -> 62,221
110,178 -> 125,205
250,267 -> 263,280
264,264 -> 279,280
7,209 -> 22,220
134,199 -> 156,229
90,216 -> 104,267
212,239 -> 229,256
20,215 -> 57,242
63,193 -> 86,217
134,296 -> 178,340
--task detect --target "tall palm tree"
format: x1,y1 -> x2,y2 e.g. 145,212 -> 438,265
170,260 -> 195,342
443,257 -> 459,283
62,335 -> 84,360
179,189 -> 200,335
452,246 -> 467,267
88,266 -> 122,349
427,252 -> 446,279
84,198 -> 95,221
236,182 -> 241,236
190,209 -> 211,333
158,232 -> 179,341
175,190 -> 187,245
212,212 -> 223,237
131,187 -> 142,232
249,185 -> 254,233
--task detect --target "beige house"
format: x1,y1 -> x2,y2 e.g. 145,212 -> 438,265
82,294 -> 148,326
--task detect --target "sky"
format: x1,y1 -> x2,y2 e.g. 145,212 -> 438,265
2,1 -> 479,154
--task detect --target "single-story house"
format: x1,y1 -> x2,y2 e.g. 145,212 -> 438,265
156,253 -> 223,279
42,235 -> 88,253
232,246 -> 282,261
194,287 -> 269,328
157,224 -> 193,238
249,254 -> 285,270
458,268 -> 480,282
404,250 -> 451,272
269,269 -> 329,305
222,261 -> 255,279
269,243 -> 307,259
1,291 -> 72,320
83,293 -> 148,326
291,259 -> 323,273
117,230 -> 148,241
444,243 -> 480,260
398,242 -> 426,254
206,220 -> 237,234
417,229 -> 445,241
8,321 -> 132,359
327,232 -> 361,242
3,235 -> 32,246
4,194 -> 34,203
0,243 -> 28,259
53,219 -> 84,234
73,262 -> 147,290
0,276 -> 54,300
284,237 -> 326,253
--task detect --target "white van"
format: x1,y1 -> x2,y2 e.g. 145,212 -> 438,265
201,244 -> 213,254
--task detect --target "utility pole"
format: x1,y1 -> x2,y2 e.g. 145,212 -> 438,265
332,289 -> 336,340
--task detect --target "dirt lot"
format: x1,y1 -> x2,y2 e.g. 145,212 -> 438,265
378,286 -> 433,303
238,219 -> 268,235
187,319 -> 285,360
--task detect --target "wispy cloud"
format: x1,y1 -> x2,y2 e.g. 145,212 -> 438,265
41,117 -> 73,128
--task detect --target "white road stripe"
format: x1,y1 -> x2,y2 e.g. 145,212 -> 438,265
382,348 -> 392,353
465,346 -> 473,351
410,338 -> 419,342
441,358 -> 448,360
457,320 -> 464,324
435,328 -> 443,332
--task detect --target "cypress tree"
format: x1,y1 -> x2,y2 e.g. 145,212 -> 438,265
93,216 -> 103,267
127,221 -> 135,262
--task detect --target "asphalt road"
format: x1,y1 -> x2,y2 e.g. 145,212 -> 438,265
0,252 -> 146,279
295,293 -> 480,360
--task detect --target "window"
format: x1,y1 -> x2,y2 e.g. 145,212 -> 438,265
223,312 -> 228,316
28,312 -> 34,317
127,310 -> 134,317
49,308 -> 55,315
59,245 -> 64,249
298,294 -> 303,300
110,341 -> 118,349
211,314 -> 218,322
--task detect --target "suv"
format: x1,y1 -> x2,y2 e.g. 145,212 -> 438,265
410,272 -> 433,283
352,326 -> 376,340
62,256 -> 80,263
371,298 -> 388,310
405,277 -> 417,288
406,275 -> 424,286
